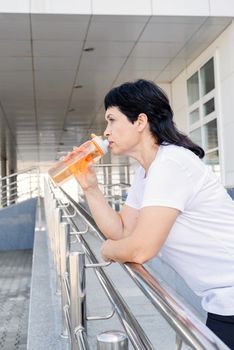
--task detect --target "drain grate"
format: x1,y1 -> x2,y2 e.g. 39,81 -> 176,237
0,250 -> 32,350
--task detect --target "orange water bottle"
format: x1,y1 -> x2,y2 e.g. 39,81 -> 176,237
48,134 -> 109,185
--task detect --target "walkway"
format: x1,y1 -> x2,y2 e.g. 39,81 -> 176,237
0,250 -> 32,350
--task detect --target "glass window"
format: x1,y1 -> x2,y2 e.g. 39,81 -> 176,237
187,72 -> 199,105
187,57 -> 219,176
200,58 -> 215,96
204,150 -> 220,177
189,108 -> 199,125
190,127 -> 202,147
203,98 -> 215,117
204,150 -> 219,166
203,119 -> 218,150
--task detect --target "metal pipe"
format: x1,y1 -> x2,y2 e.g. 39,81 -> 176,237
123,263 -> 230,350
54,207 -> 62,294
58,189 -> 155,350
69,251 -> 87,350
0,166 -> 38,181
75,328 -> 90,350
97,330 -> 128,350
0,166 -> 39,207
59,222 -> 70,338
63,215 -> 154,349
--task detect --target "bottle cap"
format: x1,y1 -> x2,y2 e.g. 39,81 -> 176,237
91,134 -> 109,155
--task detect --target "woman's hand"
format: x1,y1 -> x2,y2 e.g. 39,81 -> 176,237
74,164 -> 98,192
100,240 -> 114,262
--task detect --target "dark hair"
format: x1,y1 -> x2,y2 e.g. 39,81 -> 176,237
104,79 -> 204,158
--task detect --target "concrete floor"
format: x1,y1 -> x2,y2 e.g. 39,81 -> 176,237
0,249 -> 32,350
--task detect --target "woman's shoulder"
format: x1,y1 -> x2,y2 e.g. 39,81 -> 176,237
150,144 -> 207,181
160,144 -> 203,166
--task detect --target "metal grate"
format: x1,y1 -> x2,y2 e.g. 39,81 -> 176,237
0,250 -> 32,350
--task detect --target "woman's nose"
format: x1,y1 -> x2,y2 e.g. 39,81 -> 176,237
104,125 -> 110,137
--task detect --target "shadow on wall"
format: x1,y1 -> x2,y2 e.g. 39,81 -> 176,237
147,256 -> 206,320
227,188 -> 234,200
0,198 -> 37,251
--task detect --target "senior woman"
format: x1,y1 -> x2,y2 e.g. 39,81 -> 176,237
75,79 -> 234,349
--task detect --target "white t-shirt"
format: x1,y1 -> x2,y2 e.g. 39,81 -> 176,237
125,144 -> 234,315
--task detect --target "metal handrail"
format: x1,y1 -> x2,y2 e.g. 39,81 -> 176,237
0,188 -> 38,201
48,182 -> 154,350
58,187 -> 230,350
0,177 -> 38,189
0,166 -> 38,181
98,182 -> 130,188
0,166 -> 40,207
94,163 -> 130,168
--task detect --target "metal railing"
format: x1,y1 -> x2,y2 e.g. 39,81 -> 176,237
44,177 -> 230,350
0,166 -> 40,207
73,163 -> 131,211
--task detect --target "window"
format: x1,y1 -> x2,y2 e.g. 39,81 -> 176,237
203,98 -> 215,117
186,57 -> 220,176
200,58 -> 215,96
187,72 -> 199,105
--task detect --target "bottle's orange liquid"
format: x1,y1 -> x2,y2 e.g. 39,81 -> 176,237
51,149 -> 101,185
51,167 -> 71,185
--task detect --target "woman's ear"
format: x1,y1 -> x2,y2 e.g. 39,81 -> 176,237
136,113 -> 148,131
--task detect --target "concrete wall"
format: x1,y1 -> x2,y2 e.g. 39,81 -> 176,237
172,20 -> 234,187
0,198 -> 37,250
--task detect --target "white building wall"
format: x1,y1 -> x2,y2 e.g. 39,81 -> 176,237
172,20 -> 234,187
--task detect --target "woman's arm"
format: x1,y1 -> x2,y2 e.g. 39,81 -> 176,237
84,186 -> 139,240
101,206 -> 179,263
75,165 -> 139,240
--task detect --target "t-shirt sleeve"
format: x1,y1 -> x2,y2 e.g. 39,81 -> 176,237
142,159 -> 194,211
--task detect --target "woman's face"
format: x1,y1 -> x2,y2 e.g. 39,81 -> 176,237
104,106 -> 140,156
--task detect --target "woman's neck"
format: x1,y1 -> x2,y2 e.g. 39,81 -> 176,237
128,138 -> 160,173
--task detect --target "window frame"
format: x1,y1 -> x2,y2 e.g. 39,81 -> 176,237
186,56 -> 220,177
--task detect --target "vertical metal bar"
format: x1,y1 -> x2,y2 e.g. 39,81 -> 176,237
49,198 -> 57,264
175,335 -> 183,350
76,328 -> 90,350
29,171 -> 32,198
103,165 -> 107,196
126,160 -> 130,184
59,222 -> 70,338
55,207 -> 62,294
37,189 -> 42,231
97,330 -> 129,350
37,168 -> 40,199
69,251 -> 86,350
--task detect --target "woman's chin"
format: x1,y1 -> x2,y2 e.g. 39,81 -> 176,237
110,148 -> 121,156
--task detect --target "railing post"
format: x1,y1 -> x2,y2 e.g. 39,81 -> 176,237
49,199 -> 55,267
59,222 -> 70,338
54,207 -> 63,294
97,331 -> 129,350
69,251 -> 86,350
29,171 -> 32,198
